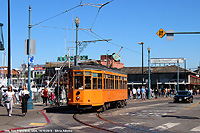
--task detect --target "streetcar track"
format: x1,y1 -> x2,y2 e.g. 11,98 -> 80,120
73,112 -> 158,133
96,113 -> 158,133
73,113 -> 116,133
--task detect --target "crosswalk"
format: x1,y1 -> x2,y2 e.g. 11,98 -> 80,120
69,121 -> 200,132
150,123 -> 180,131
150,122 -> 200,132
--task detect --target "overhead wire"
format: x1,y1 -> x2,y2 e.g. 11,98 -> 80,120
32,0 -> 158,60
85,29 -> 159,59
90,0 -> 114,30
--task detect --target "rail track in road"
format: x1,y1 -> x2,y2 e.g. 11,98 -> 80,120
73,112 -> 158,133
73,113 -> 116,133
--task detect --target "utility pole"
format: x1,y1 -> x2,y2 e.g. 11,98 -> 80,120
7,0 -> 11,87
74,16 -> 80,66
177,59 -> 179,92
27,6 -> 33,109
148,46 -> 151,99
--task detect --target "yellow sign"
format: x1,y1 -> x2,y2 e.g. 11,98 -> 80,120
156,28 -> 166,38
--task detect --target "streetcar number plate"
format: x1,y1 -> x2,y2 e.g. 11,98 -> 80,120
179,99 -> 182,101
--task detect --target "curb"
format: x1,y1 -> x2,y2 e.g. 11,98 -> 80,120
0,109 -> 51,132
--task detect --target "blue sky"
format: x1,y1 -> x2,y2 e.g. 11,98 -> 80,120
0,0 -> 200,69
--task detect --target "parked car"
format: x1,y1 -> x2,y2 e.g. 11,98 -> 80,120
173,91 -> 193,103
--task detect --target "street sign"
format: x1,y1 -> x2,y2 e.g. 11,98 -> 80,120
156,28 -> 166,38
57,55 -> 88,61
25,39 -> 36,55
28,56 -> 34,65
166,30 -> 174,41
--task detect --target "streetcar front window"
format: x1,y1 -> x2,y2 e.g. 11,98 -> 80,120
75,76 -> 83,89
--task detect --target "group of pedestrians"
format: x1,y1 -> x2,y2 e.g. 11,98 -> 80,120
128,86 -> 200,100
40,87 -> 55,107
128,86 -> 170,100
3,85 -> 29,117
128,86 -> 148,100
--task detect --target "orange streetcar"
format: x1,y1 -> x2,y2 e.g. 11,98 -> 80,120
67,64 -> 127,111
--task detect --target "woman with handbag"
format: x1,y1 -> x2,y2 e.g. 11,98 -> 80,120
41,87 -> 48,106
5,86 -> 15,117
19,85 -> 29,117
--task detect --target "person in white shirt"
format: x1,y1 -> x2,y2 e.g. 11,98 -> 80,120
5,86 -> 15,117
132,88 -> 137,99
19,85 -> 30,116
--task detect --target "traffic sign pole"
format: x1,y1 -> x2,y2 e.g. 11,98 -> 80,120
27,6 -> 33,110
157,28 -> 200,39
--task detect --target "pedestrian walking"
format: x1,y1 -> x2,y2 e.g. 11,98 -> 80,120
5,86 -> 15,117
137,87 -> 141,99
145,87 -> 148,99
49,92 -> 55,107
41,87 -> 48,106
141,86 -> 146,100
154,88 -> 158,99
128,88 -> 131,100
0,87 -> 3,107
132,87 -> 137,99
19,85 -> 30,117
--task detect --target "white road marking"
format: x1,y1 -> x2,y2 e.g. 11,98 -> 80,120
125,122 -> 145,126
108,126 -> 126,130
191,125 -> 200,131
69,125 -> 89,130
150,123 -> 180,131
69,121 -> 106,130
92,121 -> 106,126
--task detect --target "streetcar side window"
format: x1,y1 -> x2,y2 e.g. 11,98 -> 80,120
111,75 -> 114,89
85,76 -> 91,89
115,76 -> 118,89
93,73 -> 97,89
119,76 -> 122,89
98,73 -> 102,89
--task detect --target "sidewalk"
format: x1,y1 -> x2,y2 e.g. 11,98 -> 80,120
127,96 -> 173,104
0,103 -> 50,132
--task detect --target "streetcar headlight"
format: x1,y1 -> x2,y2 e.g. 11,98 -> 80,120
184,97 -> 188,99
76,96 -> 80,100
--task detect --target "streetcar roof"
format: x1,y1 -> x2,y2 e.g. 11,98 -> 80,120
69,64 -> 127,75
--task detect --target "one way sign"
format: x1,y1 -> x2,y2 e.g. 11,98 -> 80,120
28,56 -> 34,65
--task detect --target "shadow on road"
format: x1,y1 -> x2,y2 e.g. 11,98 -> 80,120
162,115 -> 199,119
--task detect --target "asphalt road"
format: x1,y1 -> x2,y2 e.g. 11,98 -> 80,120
26,97 -> 200,133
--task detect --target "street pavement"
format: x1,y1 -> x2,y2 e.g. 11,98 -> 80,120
0,95 -> 198,132
0,103 -> 49,132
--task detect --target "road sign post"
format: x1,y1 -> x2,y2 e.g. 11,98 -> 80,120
156,28 -> 200,40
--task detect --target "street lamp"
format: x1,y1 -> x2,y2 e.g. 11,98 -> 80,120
138,42 -> 144,86
7,0 -> 11,87
147,46 -> 151,99
27,6 -> 33,109
74,16 -> 80,66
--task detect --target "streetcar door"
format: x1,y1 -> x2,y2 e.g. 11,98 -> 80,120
68,71 -> 73,102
